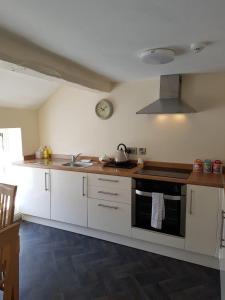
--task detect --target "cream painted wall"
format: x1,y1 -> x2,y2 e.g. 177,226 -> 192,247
38,73 -> 225,163
0,107 -> 39,155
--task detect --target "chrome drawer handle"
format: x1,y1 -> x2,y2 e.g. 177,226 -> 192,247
98,178 -> 119,183
98,204 -> 119,210
221,210 -> 225,248
82,176 -> 86,196
98,191 -> 118,196
189,190 -> 193,215
45,172 -> 49,191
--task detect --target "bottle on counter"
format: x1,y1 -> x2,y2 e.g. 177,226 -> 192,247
43,146 -> 49,159
193,159 -> 203,173
47,146 -> 52,160
137,158 -> 144,169
213,160 -> 223,174
203,159 -> 212,174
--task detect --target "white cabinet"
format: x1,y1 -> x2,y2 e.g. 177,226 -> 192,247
51,170 -> 87,227
17,167 -> 50,219
87,173 -> 132,237
185,185 -> 220,256
219,189 -> 225,299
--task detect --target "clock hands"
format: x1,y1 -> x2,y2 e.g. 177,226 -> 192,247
99,106 -> 107,112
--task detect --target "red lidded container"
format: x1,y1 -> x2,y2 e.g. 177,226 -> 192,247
213,160 -> 223,174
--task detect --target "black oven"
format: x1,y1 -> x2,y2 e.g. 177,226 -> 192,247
132,179 -> 186,237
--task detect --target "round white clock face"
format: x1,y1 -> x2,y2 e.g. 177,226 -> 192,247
95,99 -> 113,120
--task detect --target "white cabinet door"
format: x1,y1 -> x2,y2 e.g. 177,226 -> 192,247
220,189 -> 225,300
17,167 -> 50,219
185,185 -> 220,256
88,198 -> 131,237
51,170 -> 87,227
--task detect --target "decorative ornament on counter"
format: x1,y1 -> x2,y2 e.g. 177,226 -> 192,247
213,160 -> 223,174
203,159 -> 212,174
95,99 -> 113,120
35,146 -> 52,160
137,157 -> 144,169
35,147 -> 43,159
193,159 -> 203,173
193,158 -> 223,174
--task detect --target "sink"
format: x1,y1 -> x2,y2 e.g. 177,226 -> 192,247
62,162 -> 93,168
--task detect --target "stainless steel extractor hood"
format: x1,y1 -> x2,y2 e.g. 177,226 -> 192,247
136,74 -> 196,114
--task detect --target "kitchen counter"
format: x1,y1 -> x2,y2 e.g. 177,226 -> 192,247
187,172 -> 224,188
14,158 -> 224,188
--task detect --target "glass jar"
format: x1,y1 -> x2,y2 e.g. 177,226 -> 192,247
203,159 -> 212,174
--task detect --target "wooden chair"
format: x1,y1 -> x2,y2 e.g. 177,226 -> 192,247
0,222 -> 20,300
0,184 -> 19,300
0,184 -> 17,230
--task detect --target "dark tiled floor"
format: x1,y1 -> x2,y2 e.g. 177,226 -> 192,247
18,221 -> 220,300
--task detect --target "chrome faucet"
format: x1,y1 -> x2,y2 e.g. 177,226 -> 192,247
71,153 -> 82,163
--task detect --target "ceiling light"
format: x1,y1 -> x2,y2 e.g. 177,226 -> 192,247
138,48 -> 175,65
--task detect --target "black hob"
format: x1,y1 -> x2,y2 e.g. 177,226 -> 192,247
135,166 -> 191,179
104,161 -> 137,169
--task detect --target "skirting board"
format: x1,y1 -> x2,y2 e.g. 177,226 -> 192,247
22,214 -> 219,269
14,213 -> 22,222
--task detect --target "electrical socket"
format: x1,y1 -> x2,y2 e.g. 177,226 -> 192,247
127,147 -> 137,155
138,147 -> 147,155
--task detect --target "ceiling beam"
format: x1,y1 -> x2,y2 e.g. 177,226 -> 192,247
0,27 -> 113,92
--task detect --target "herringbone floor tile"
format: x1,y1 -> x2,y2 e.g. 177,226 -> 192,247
16,222 -> 221,299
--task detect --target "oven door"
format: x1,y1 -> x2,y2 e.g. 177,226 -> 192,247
134,189 -> 184,237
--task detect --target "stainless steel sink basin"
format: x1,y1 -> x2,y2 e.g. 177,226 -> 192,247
62,162 -> 93,168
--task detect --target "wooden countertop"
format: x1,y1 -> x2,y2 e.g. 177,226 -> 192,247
187,172 -> 224,188
14,159 -> 224,188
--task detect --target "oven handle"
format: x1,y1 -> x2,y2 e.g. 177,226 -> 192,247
135,190 -> 181,201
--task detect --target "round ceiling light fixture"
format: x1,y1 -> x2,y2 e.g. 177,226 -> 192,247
138,48 -> 175,65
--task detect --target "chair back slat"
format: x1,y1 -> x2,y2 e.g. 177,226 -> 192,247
0,184 -> 17,230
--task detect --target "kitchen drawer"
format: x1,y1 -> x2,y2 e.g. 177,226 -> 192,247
88,185 -> 131,204
88,198 -> 131,237
88,173 -> 131,189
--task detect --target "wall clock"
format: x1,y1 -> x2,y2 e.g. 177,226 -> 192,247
95,99 -> 113,120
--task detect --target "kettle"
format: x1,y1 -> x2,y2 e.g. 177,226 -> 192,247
115,143 -> 129,163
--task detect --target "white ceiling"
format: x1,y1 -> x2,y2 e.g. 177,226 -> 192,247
0,0 -> 225,81
0,68 -> 59,108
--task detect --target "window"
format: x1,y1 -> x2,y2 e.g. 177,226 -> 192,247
0,128 -> 23,184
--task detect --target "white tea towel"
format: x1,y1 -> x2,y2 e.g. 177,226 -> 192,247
151,192 -> 165,229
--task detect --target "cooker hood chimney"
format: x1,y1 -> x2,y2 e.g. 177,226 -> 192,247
136,74 -> 196,114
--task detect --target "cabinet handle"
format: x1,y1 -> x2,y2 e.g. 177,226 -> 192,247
98,178 -> 119,183
189,190 -> 193,215
82,176 -> 86,196
220,210 -> 225,248
98,203 -> 119,210
98,191 -> 118,196
44,172 -> 49,191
